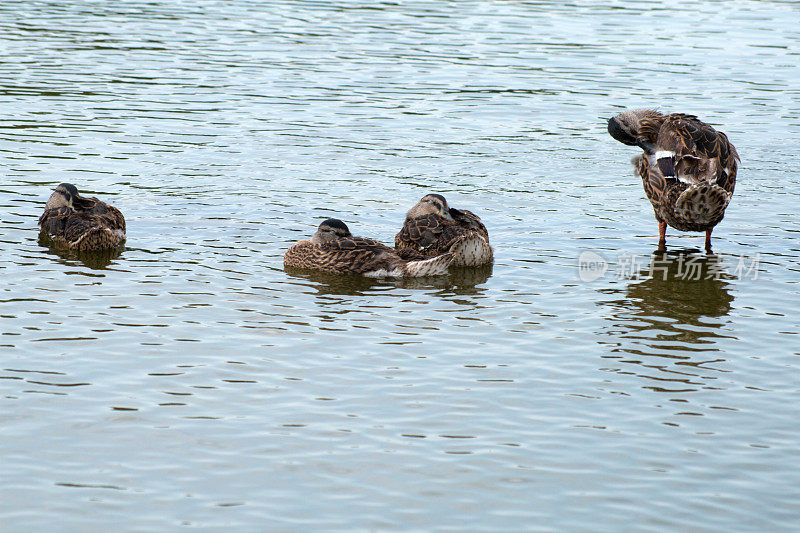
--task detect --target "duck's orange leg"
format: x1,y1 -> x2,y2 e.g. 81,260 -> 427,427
705,228 -> 713,253
658,221 -> 667,251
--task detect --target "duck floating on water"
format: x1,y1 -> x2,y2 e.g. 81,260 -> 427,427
284,218 -> 453,277
395,194 -> 493,266
607,109 -> 739,252
38,183 -> 126,251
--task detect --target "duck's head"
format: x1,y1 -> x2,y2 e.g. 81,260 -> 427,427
407,194 -> 454,220
607,109 -> 662,146
45,183 -> 79,210
312,218 -> 352,244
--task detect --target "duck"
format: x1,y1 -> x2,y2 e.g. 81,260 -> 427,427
394,194 -> 493,266
607,109 -> 739,252
284,218 -> 453,277
38,183 -> 126,251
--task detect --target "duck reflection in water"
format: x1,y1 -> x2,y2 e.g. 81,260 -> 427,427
599,250 -> 734,394
37,233 -> 124,269
284,263 -> 493,297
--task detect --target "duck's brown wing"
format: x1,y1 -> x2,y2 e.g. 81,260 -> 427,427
658,114 -> 722,159
76,197 -> 126,232
450,208 -> 489,239
38,206 -> 72,236
326,237 -> 394,254
62,213 -> 109,245
395,214 -> 443,252
657,114 -> 739,190
285,237 -> 401,274
395,214 -> 462,257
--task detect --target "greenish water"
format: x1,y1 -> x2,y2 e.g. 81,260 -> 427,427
1,1 -> 799,531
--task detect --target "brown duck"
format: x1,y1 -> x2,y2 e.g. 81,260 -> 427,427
38,183 -> 126,251
607,109 -> 739,251
395,194 -> 493,266
284,218 -> 453,277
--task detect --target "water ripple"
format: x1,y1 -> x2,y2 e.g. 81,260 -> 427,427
1,1 -> 799,531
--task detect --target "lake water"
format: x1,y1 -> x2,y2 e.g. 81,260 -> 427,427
1,1 -> 799,531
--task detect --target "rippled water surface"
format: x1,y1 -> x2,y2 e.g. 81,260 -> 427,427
2,1 -> 799,531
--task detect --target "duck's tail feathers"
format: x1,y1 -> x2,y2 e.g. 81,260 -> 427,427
449,235 -> 493,267
403,252 -> 454,277
675,182 -> 732,226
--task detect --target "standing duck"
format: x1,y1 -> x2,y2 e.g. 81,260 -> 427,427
395,194 -> 493,266
38,183 -> 126,251
284,218 -> 453,277
607,109 -> 739,251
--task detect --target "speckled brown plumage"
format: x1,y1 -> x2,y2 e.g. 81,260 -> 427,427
38,183 -> 126,252
284,219 -> 452,277
608,110 -> 739,251
395,194 -> 493,266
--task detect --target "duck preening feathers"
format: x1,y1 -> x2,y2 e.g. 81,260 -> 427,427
607,109 -> 739,251
284,218 -> 453,277
38,183 -> 126,251
395,194 -> 493,266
